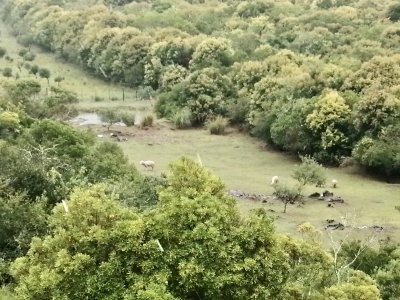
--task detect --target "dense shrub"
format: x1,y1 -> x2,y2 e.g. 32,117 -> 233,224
2,68 -> 12,77
120,112 -> 136,126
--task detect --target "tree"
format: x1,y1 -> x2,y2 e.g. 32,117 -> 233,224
98,109 -> 121,131
273,183 -> 303,213
325,270 -> 381,300
292,156 -> 327,187
10,160 -> 291,299
353,86 -> 400,135
306,90 -> 352,163
352,126 -> 400,178
190,38 -> 234,69
38,68 -> 50,84
375,260 -> 400,300
0,188 -> 48,284
30,65 -> 39,77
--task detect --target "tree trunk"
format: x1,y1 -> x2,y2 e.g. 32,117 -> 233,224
283,201 -> 288,213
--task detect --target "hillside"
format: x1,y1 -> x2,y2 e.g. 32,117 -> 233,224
1,0 -> 400,299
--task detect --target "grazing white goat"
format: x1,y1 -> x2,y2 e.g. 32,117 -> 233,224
140,160 -> 155,170
332,179 -> 338,188
271,176 -> 279,185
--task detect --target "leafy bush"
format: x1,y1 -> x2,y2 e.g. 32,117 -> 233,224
0,47 -> 6,58
387,3 -> 400,22
38,68 -> 50,82
292,156 -> 327,187
17,48 -> 28,57
120,112 -> 136,126
46,86 -> 79,107
30,64 -> 39,76
173,108 -> 192,129
207,116 -> 229,135
2,68 -> 12,77
98,109 -> 121,131
227,97 -> 250,125
141,114 -> 154,127
23,52 -> 36,62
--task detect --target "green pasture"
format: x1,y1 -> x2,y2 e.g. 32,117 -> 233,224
84,121 -> 400,240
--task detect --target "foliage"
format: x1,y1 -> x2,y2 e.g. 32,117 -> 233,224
352,125 -> 400,177
38,68 -> 50,83
306,90 -> 352,157
387,3 -> 400,22
292,156 -> 327,187
273,184 -> 303,213
172,107 -> 192,129
120,111 -> 136,127
206,115 -> 229,135
0,190 -> 48,284
2,68 -> 12,77
98,109 -> 121,131
0,47 -> 6,58
140,113 -> 154,127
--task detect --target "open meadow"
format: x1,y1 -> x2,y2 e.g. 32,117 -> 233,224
81,120 -> 400,240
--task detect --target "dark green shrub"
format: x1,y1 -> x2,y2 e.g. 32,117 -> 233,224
23,52 -> 36,62
2,68 -> 12,77
0,47 -> 6,58
94,96 -> 104,102
387,3 -> 400,22
207,116 -> 229,135
30,64 -> 39,76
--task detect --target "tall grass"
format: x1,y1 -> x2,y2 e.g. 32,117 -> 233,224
207,116 -> 229,135
173,108 -> 192,129
141,114 -> 154,127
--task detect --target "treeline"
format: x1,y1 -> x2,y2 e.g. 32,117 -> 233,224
2,0 -> 400,177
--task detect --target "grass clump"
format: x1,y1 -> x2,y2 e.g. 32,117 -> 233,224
94,96 -> 104,102
173,108 -> 192,129
120,112 -> 136,126
207,116 -> 229,135
141,114 -> 154,127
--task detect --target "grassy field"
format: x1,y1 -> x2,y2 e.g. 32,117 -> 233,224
0,19 -> 138,104
85,121 -> 400,240
1,21 -> 400,241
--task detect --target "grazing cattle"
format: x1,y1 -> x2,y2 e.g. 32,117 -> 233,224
271,176 -> 279,185
332,179 -> 338,188
140,160 -> 155,170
